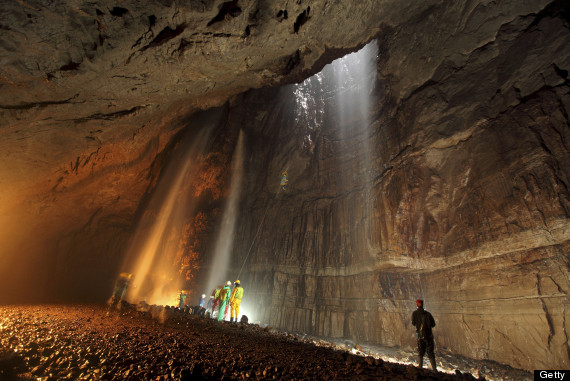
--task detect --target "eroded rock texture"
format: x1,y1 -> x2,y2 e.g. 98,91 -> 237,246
227,1 -> 570,372
0,0 -> 569,373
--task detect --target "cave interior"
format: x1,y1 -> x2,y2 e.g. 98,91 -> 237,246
0,0 -> 569,373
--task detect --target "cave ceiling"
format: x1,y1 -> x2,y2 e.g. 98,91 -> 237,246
0,0 -> 403,227
2,0 -> 558,230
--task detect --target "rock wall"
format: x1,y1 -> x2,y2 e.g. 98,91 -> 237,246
228,1 -> 570,371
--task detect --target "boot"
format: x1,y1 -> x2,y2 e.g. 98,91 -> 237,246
418,356 -> 423,368
429,357 -> 437,371
230,317 -> 234,323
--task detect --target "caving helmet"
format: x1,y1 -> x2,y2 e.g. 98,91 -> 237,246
235,280 -> 240,285
202,294 -> 206,298
226,281 -> 232,286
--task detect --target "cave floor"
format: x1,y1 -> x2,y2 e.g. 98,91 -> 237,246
0,305 -> 531,380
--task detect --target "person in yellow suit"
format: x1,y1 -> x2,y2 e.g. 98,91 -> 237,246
230,280 -> 244,323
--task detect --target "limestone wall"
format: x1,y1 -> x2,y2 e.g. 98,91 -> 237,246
230,1 -> 570,371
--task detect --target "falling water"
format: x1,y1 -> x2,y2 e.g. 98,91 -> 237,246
293,41 -> 378,187
331,41 -> 377,181
285,42 -> 379,334
204,130 -> 245,294
122,126 -> 214,306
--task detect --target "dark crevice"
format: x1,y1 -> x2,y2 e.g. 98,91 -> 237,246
553,63 -> 568,79
528,0 -> 570,29
71,156 -> 81,175
59,61 -> 81,71
276,9 -> 288,20
207,1 -> 242,27
131,37 -> 144,51
0,95 -> 79,110
95,9 -> 104,16
149,15 -> 157,28
517,84 -> 562,105
83,147 -> 102,167
141,24 -> 187,52
109,7 -> 129,17
130,15 -> 158,50
73,106 -> 146,123
293,6 -> 310,33
51,177 -> 65,192
283,50 -> 301,75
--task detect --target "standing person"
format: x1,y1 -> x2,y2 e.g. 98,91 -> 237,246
206,295 -> 214,317
217,281 -> 232,322
108,272 -> 132,309
178,290 -> 187,309
229,280 -> 244,323
211,285 -> 222,319
196,294 -> 207,317
411,299 -> 437,371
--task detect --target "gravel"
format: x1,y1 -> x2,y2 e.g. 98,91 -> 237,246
0,304 -> 488,380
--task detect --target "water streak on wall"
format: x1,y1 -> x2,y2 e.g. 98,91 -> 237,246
123,127 -> 213,306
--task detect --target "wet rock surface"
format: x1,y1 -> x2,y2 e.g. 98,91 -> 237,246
229,0 -> 570,372
0,304 -> 523,381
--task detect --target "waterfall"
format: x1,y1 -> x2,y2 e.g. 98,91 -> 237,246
204,129 -> 245,294
122,126 -> 214,306
331,41 -> 377,181
294,41 -> 378,186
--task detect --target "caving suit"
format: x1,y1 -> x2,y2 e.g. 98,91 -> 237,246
217,285 -> 231,321
109,273 -> 131,308
211,287 -> 221,318
411,307 -> 437,371
230,285 -> 244,320
178,292 -> 186,309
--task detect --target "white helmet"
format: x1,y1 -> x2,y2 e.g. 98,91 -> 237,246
226,281 -> 231,286
202,294 -> 206,298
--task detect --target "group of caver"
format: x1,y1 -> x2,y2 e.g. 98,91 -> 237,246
201,280 -> 244,322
